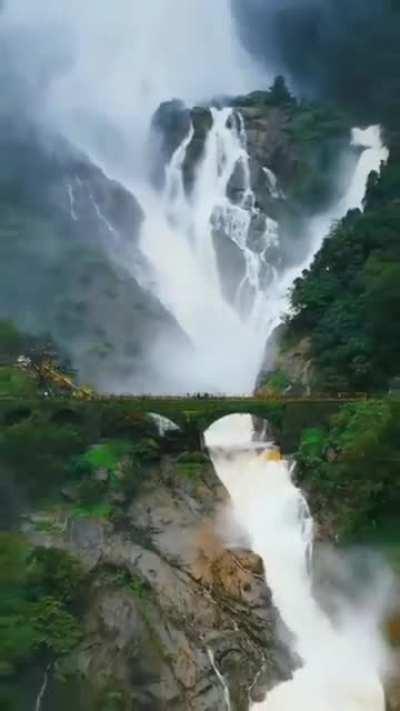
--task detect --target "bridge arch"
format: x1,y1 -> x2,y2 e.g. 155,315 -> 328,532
203,412 -> 279,452
147,412 -> 181,436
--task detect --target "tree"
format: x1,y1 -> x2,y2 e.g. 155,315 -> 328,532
268,75 -> 295,106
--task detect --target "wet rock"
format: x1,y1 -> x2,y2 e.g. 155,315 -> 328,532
29,455 -> 294,709
150,99 -> 192,187
67,517 -> 106,569
94,468 -> 109,482
182,107 -> 213,194
61,484 -> 80,502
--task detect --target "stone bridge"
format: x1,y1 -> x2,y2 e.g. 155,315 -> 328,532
0,396 -> 365,452
103,396 -> 359,451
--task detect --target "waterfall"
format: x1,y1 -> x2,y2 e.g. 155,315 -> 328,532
136,108 -> 272,394
34,665 -> 51,711
136,113 -> 387,395
147,412 -> 180,436
205,415 -> 387,711
207,647 -> 232,710
67,182 -> 78,222
244,125 -> 389,344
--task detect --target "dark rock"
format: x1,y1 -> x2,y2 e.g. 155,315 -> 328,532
30,455 -> 294,709
182,106 -> 213,193
94,468 -> 109,482
61,484 -> 80,503
149,99 -> 192,188
227,160 -> 247,204
212,226 -> 246,306
0,120 -> 191,393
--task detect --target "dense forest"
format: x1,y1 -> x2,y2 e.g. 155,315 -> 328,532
284,152 -> 400,392
278,0 -> 400,393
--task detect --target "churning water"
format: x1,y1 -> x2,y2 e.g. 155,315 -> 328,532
136,114 -> 388,394
205,415 -> 387,710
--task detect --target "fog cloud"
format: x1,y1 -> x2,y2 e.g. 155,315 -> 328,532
1,0 -> 265,175
231,0 -> 398,124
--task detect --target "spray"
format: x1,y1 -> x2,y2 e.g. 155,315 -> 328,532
205,415 -> 388,711
134,115 -> 387,394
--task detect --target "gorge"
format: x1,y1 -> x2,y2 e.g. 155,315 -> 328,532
0,2 -> 399,710
206,415 -> 389,710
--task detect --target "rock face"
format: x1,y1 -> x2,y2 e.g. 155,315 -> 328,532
27,455 -> 293,710
257,331 -> 315,397
0,120 -> 188,392
150,92 -> 352,329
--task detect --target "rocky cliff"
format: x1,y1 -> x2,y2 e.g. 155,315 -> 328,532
151,85 -> 354,331
0,119 -> 188,393
18,434 -> 293,710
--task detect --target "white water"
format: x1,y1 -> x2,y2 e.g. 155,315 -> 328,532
34,665 -> 51,711
2,1 -> 264,174
1,1 -> 388,397
147,412 -> 180,436
207,647 -> 232,710
255,125 -> 390,341
205,415 -> 387,711
137,115 -> 387,394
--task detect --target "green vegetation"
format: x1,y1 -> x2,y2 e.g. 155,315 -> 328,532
0,366 -> 37,398
259,370 -> 291,396
0,399 -> 165,514
0,418 -> 87,501
296,400 -> 400,544
285,102 -> 350,208
176,450 -> 209,479
67,438 -> 160,516
72,501 -> 113,520
96,564 -> 151,601
77,441 -> 133,474
0,537 -> 84,677
286,153 -> 400,392
0,321 -> 23,359
233,76 -> 351,209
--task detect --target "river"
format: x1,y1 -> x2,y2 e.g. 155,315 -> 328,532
205,414 -> 388,710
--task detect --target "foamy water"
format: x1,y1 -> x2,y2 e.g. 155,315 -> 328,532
205,415 -> 387,710
134,116 -> 388,394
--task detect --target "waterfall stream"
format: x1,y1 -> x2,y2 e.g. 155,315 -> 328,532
136,111 -> 388,395
205,415 -> 387,711
207,647 -> 232,710
34,665 -> 51,711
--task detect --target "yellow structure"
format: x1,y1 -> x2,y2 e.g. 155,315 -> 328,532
19,358 -> 94,400
262,449 -> 281,462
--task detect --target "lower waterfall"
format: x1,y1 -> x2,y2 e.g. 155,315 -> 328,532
205,415 -> 387,711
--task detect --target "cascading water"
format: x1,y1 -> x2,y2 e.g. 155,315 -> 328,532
207,647 -> 232,710
205,415 -> 388,711
136,111 -> 388,394
136,107 -> 275,393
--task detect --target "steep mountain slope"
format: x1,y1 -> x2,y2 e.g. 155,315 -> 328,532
0,120 -> 189,392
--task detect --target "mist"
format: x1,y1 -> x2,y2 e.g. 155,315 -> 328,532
231,0 -> 400,126
0,0 -> 390,395
206,415 -> 394,709
0,0 -> 265,176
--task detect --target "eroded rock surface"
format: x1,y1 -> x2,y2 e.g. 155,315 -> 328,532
26,456 -> 293,710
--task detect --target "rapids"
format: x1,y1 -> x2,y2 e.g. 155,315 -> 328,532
205,415 -> 387,711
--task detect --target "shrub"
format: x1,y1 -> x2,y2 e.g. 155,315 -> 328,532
79,441 -> 133,474
0,535 -> 85,674
28,547 -> 84,604
28,596 -> 82,657
0,367 -> 37,398
0,421 -> 87,500
0,321 -> 23,358
297,400 -> 400,539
